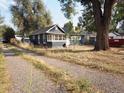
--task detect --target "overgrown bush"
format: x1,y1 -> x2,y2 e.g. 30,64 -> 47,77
2,27 -> 15,43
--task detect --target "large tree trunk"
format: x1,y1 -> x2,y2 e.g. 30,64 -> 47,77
94,24 -> 109,51
91,0 -> 116,51
94,24 -> 110,51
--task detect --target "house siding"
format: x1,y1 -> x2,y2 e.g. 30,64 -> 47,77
30,35 -> 38,45
40,34 -> 43,44
52,41 -> 65,47
47,41 -> 65,48
35,35 -> 38,44
47,42 -> 52,47
30,25 -> 66,47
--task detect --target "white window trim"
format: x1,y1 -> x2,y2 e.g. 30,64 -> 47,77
47,34 -> 66,42
38,35 -> 40,44
47,40 -> 66,42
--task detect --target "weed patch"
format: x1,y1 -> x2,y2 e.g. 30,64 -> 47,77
0,54 -> 10,93
21,54 -> 98,93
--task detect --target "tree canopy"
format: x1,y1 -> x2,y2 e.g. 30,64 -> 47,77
63,21 -> 74,35
0,16 -> 3,25
11,0 -> 52,36
2,26 -> 15,43
0,16 -> 4,37
78,5 -> 96,32
78,2 -> 124,32
58,0 -> 123,51
112,2 -> 124,31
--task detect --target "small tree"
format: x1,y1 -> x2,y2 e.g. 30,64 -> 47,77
3,27 -> 15,43
63,21 -> 74,36
0,25 -> 6,38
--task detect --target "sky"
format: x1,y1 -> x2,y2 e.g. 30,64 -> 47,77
0,0 -> 82,30
0,0 -> 15,28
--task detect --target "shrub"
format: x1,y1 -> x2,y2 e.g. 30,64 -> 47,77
2,27 -> 15,43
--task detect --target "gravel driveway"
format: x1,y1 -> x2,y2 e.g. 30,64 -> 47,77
4,49 -> 58,93
5,47 -> 124,93
27,52 -> 124,93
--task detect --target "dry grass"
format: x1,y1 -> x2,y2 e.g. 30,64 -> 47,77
21,54 -> 98,93
14,42 -> 124,74
21,44 -> 124,74
18,42 -> 34,49
0,53 -> 10,93
0,42 -> 4,50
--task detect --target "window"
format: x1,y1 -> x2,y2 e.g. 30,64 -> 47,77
63,35 -> 65,40
52,35 -> 55,40
47,35 -> 65,41
47,35 -> 52,40
55,35 -> 58,40
59,35 -> 62,40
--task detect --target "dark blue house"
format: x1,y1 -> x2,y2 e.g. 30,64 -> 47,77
30,25 -> 66,47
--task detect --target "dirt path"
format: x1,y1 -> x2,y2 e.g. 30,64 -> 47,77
22,49 -> 124,93
3,48 -> 58,93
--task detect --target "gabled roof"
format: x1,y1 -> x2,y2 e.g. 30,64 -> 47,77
30,25 -> 65,35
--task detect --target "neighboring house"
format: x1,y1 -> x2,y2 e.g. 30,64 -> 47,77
30,25 -> 66,48
84,32 -> 96,45
109,32 -> 124,47
68,31 -> 96,45
69,34 -> 84,45
79,31 -> 96,45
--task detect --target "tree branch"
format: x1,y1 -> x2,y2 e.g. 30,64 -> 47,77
103,0 -> 116,26
90,0 -> 103,26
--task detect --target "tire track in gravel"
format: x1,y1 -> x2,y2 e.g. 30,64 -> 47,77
3,49 -> 58,93
9,46 -> 124,93
26,51 -> 124,93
